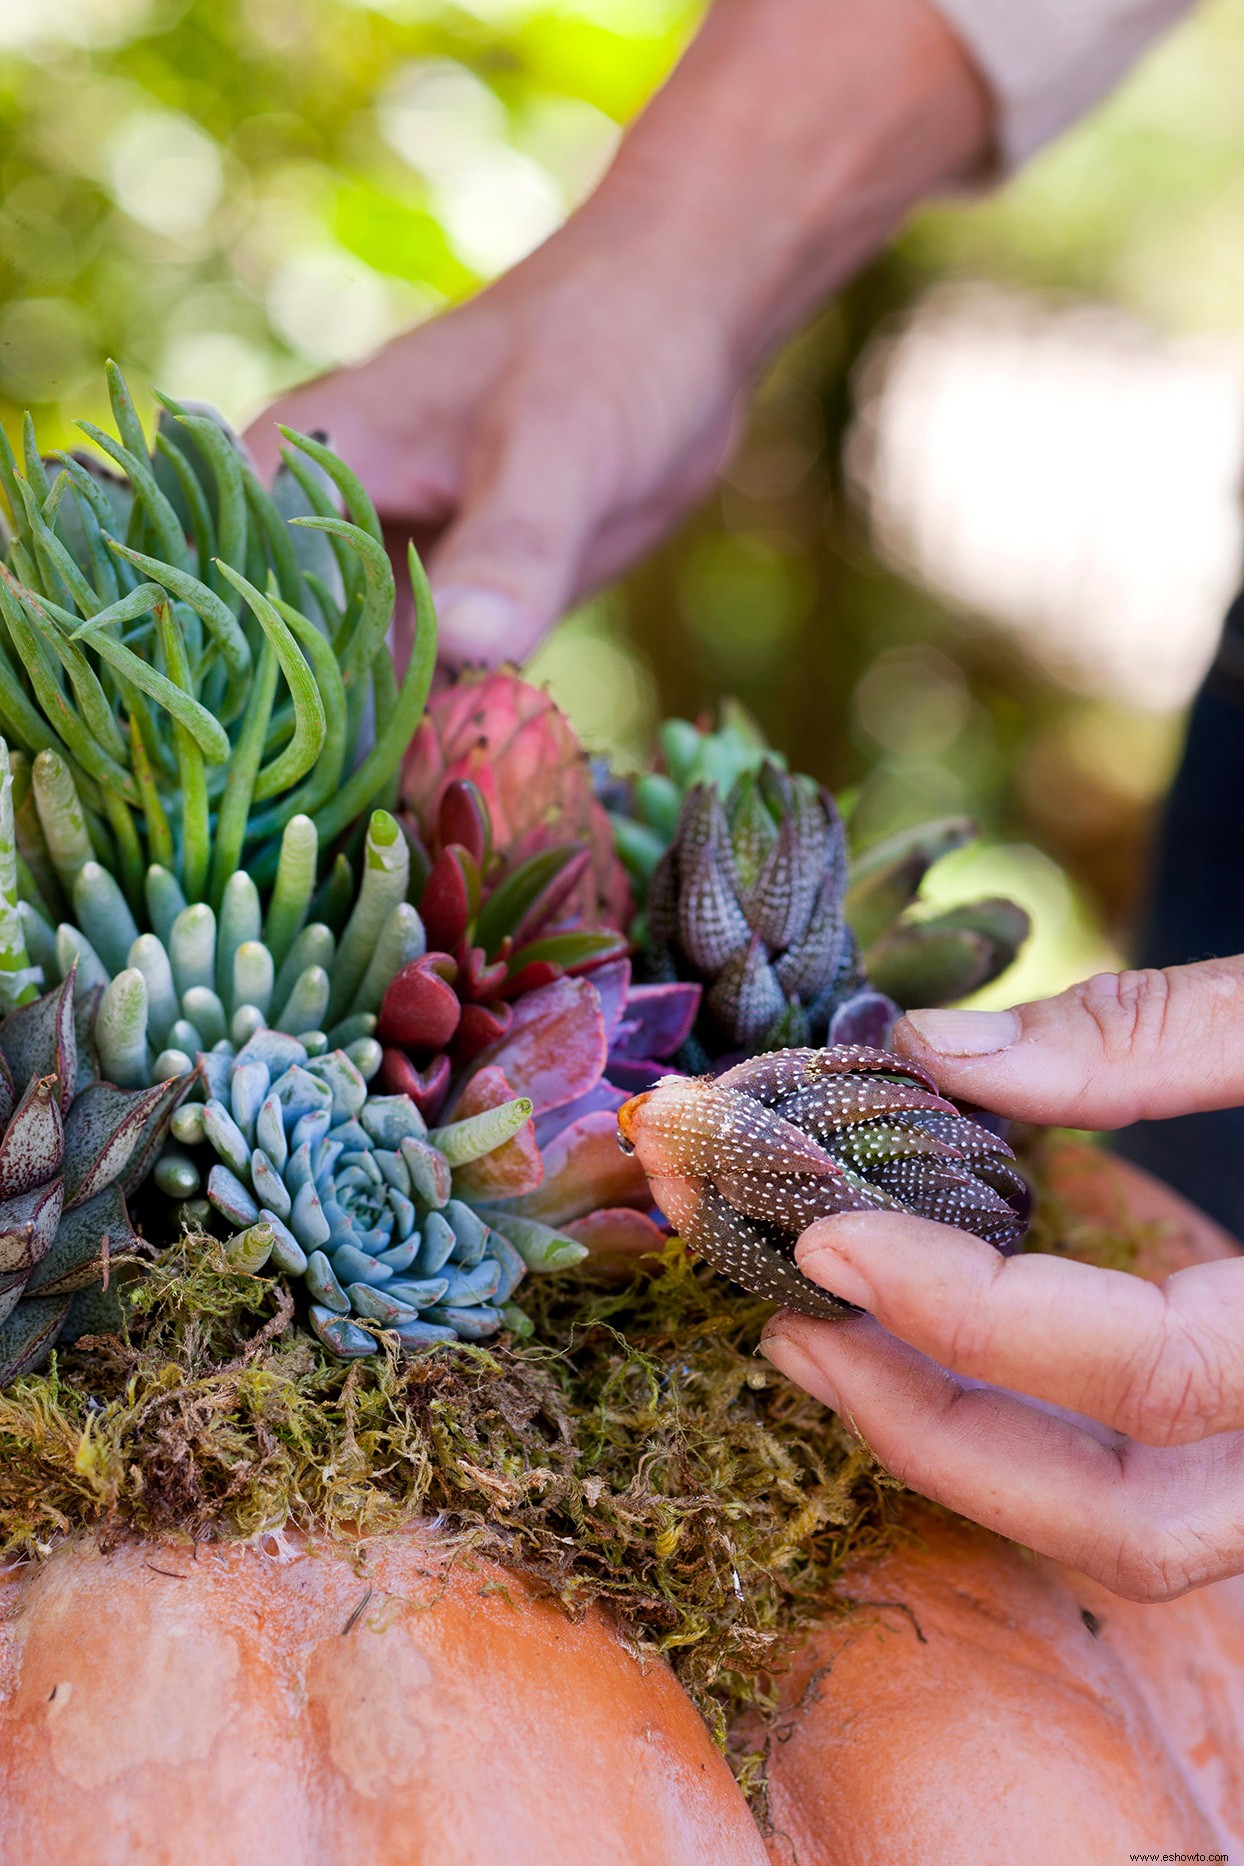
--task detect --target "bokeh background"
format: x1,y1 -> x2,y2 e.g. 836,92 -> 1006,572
4,0 -> 1244,1002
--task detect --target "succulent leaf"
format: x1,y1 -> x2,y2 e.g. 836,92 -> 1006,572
618,1046 -> 1029,1315
0,1182 -> 65,1292
25,1183 -> 135,1297
0,977 -> 190,1384
0,1075 -> 64,1196
843,817 -> 977,949
864,898 -> 1031,1009
0,969 -> 76,1112
61,1078 -> 174,1209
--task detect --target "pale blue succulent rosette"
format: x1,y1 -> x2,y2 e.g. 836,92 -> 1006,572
171,1025 -> 586,1359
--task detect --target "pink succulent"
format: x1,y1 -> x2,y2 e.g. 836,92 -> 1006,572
409,962 -> 702,1267
401,669 -> 633,933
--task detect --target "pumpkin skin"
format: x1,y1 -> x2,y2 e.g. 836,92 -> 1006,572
0,1528 -> 766,1866
762,1140 -> 1244,1865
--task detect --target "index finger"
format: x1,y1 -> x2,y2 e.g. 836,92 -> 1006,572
893,958 -> 1244,1128
795,1210 -> 1244,1448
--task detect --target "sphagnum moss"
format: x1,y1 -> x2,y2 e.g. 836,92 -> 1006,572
0,1232 -> 896,1792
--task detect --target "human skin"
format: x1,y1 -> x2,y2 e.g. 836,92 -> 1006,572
246,0 -> 992,666
758,960 -> 1244,1603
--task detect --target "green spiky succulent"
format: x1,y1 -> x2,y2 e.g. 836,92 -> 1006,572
0,972 -> 189,1384
0,365 -> 435,1020
176,1024 -> 585,1358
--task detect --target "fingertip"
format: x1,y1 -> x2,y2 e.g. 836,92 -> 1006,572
793,1222 -> 876,1308
433,587 -> 544,667
758,1315 -> 841,1409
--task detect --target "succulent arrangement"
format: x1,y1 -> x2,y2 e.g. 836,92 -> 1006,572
0,364 -> 1037,1385
0,371 -> 617,1373
617,1045 -> 1030,1317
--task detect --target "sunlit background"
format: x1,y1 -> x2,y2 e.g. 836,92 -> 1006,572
4,0 -> 1244,1002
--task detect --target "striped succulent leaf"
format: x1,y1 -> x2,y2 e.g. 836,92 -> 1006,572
617,1045 -> 1029,1317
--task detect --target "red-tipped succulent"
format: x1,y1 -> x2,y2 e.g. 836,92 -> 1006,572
377,779 -> 630,1115
400,668 -> 633,933
382,674 -> 705,1270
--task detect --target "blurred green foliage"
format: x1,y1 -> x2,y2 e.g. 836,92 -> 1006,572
4,0 -> 1244,1001
0,0 -> 696,433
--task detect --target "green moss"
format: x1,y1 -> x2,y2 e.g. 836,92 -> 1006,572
0,1234 -> 898,1794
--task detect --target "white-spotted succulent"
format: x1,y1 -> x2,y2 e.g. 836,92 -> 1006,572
618,1045 -> 1030,1317
646,767 -> 863,1055
177,1025 -> 586,1358
608,708 -> 1031,1060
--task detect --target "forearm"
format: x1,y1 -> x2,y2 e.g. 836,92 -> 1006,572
573,0 -> 993,372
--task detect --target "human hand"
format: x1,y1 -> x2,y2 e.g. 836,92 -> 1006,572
246,0 -> 989,668
760,959 -> 1244,1601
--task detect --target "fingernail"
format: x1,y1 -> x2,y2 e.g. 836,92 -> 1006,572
433,588 -> 529,662
902,1008 -> 1019,1056
760,1328 -> 840,1412
794,1239 -> 873,1309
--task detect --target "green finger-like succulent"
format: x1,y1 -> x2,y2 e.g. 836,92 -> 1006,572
16,807 -> 425,1200
0,972 -> 191,1385
176,1026 -> 581,1358
0,366 -> 436,921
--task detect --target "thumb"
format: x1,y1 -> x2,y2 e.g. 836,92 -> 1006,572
429,404 -> 606,668
894,957 -> 1244,1127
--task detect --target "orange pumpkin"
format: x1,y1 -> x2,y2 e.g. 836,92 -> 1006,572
762,1142 -> 1244,1865
0,1529 -> 765,1866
